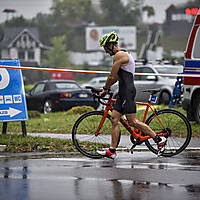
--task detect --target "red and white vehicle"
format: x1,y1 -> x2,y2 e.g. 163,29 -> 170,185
183,8 -> 200,123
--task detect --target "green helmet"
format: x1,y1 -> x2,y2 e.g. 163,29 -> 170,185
99,32 -> 119,47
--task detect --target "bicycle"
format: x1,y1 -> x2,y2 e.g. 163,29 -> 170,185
72,86 -> 192,159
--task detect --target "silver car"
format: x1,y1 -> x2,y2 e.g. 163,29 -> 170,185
81,76 -> 117,93
113,62 -> 183,105
81,77 -> 107,89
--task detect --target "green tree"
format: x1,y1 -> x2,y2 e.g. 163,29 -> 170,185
51,0 -> 93,23
42,35 -> 70,67
50,0 -> 97,51
32,13 -> 56,46
4,15 -> 34,27
99,0 -> 151,26
100,0 -> 126,25
142,6 -> 155,17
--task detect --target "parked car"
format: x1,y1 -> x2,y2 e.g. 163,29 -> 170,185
113,62 -> 183,104
26,80 -> 98,113
81,77 -> 107,89
81,76 -> 117,93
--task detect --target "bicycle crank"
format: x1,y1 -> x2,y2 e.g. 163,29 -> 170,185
130,138 -> 142,154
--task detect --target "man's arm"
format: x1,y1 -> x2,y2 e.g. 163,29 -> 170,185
104,51 -> 129,89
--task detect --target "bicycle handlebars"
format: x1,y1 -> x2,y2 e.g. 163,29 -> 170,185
85,86 -> 161,106
85,86 -> 114,106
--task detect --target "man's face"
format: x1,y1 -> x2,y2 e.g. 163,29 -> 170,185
104,44 -> 114,56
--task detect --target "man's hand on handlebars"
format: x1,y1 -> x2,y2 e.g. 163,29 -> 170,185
99,88 -> 109,96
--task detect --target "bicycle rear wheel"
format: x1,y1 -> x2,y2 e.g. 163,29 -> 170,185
72,111 -> 113,159
145,109 -> 192,157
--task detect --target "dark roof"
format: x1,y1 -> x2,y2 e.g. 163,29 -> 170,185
166,4 -> 176,11
0,27 -> 40,48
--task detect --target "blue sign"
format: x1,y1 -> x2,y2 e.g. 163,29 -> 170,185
150,95 -> 157,104
0,59 -> 28,122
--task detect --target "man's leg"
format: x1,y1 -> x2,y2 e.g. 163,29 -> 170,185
126,113 -> 156,138
126,113 -> 167,155
97,110 -> 121,159
110,110 -> 121,149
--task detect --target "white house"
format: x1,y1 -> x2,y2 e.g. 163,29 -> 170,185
0,27 -> 50,66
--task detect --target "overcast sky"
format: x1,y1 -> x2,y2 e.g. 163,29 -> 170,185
0,0 -> 190,24
143,0 -> 190,23
0,0 -> 52,23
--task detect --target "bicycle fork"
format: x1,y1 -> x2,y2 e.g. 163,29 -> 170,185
95,109 -> 110,136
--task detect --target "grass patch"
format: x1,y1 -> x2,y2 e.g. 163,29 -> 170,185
0,134 -> 77,153
0,105 -> 199,153
0,105 -> 199,136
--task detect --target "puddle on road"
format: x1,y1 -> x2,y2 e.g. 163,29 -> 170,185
38,153 -> 200,171
1,153 -> 200,200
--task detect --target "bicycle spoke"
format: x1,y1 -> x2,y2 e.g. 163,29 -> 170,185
145,109 -> 192,157
72,111 -> 112,158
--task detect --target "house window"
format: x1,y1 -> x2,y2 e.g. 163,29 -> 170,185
18,50 -> 25,60
28,50 -> 35,60
22,34 -> 28,42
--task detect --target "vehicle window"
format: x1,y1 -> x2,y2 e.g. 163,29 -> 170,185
99,80 -> 106,84
142,67 -> 154,73
193,27 -> 200,59
45,83 -> 57,90
156,67 -> 183,79
141,67 -> 154,80
55,82 -> 80,89
135,67 -> 142,80
89,80 -> 96,85
32,83 -> 45,95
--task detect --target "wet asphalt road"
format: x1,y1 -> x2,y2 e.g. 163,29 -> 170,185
0,151 -> 200,200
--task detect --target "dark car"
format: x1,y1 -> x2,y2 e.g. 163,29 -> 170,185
26,80 -> 98,113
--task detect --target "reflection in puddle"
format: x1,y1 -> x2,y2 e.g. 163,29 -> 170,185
73,177 -> 200,200
0,154 -> 200,200
185,185 -> 200,192
1,166 -> 28,179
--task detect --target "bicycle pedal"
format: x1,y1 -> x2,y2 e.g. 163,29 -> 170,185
130,145 -> 136,154
157,151 -> 164,157
130,149 -> 134,154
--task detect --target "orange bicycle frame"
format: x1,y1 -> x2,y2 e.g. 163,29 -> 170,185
95,98 -> 169,142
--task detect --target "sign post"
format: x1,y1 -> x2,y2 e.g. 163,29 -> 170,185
0,59 -> 28,136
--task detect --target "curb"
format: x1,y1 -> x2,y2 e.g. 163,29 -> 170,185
0,147 -> 200,159
0,151 -> 80,158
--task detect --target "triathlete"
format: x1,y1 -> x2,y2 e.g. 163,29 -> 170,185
97,32 -> 166,159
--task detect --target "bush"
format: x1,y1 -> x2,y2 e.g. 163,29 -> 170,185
65,106 -> 94,115
28,111 -> 41,118
24,84 -> 35,93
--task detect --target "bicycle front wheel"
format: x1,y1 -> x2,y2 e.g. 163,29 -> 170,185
72,111 -> 112,159
145,109 -> 192,157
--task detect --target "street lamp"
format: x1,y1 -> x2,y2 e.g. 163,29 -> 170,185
3,9 -> 16,21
